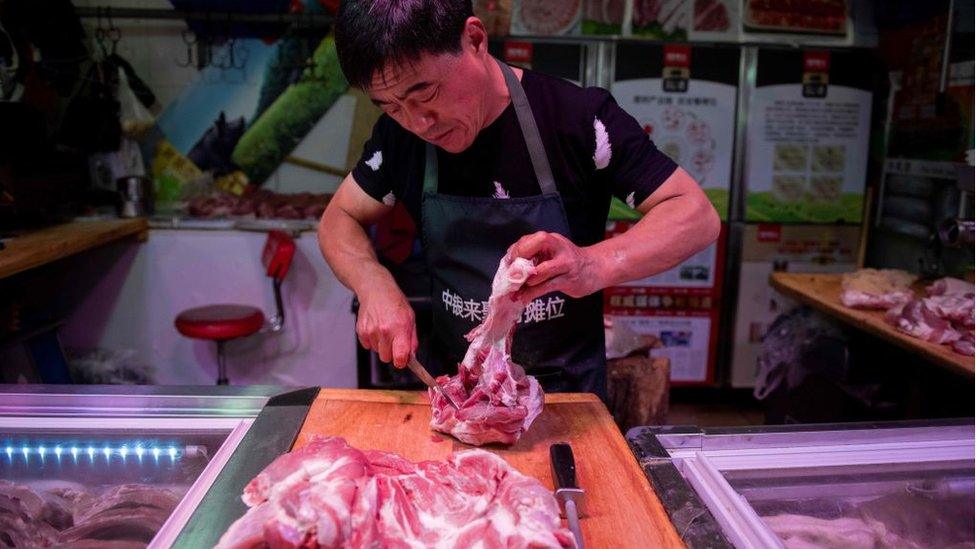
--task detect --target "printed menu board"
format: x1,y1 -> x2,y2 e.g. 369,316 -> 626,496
604,221 -> 726,385
729,223 -> 860,388
744,49 -> 873,223
610,44 -> 739,220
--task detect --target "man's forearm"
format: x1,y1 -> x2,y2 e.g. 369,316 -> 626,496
587,191 -> 720,289
319,207 -> 398,298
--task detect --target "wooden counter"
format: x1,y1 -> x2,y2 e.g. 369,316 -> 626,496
294,388 -> 684,548
0,218 -> 148,279
770,272 -> 973,377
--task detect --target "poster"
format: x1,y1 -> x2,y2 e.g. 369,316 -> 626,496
744,49 -> 873,222
729,223 -> 861,388
630,0 -> 739,41
509,0 -> 583,36
611,44 -> 739,220
604,221 -> 726,384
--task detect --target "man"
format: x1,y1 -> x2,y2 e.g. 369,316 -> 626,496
319,0 -> 720,398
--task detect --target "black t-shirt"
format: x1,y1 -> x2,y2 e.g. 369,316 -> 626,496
351,68 -> 678,246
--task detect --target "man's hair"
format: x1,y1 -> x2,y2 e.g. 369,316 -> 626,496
335,0 -> 474,90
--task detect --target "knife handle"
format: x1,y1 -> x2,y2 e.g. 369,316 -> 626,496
550,442 -> 578,490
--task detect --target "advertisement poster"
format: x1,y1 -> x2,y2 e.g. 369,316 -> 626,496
489,40 -> 584,85
611,44 -> 739,220
604,221 -> 726,384
744,49 -> 873,223
509,0 -> 583,36
630,0 -> 739,41
729,223 -> 861,388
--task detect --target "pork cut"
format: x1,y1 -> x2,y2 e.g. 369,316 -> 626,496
216,435 -> 575,549
840,269 -> 916,309
884,278 -> 975,353
429,256 -> 545,446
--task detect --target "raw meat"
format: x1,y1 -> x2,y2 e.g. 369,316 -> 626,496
429,256 -> 545,446
884,299 -> 962,345
763,514 -> 909,549
840,269 -> 916,309
217,435 -> 575,549
926,277 -> 974,297
0,481 -> 178,548
694,0 -> 730,31
879,277 -> 975,355
188,185 -> 331,221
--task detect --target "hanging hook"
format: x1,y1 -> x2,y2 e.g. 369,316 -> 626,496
176,27 -> 196,68
94,6 -> 108,58
106,6 -> 122,56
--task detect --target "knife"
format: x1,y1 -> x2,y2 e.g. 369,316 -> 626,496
407,355 -> 461,410
550,442 -> 586,549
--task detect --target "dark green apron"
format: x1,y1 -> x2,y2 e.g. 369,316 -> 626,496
420,58 -> 606,399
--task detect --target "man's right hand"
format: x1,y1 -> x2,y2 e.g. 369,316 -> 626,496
356,281 -> 418,369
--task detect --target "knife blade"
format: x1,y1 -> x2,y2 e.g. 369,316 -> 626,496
550,442 -> 586,549
407,356 -> 460,410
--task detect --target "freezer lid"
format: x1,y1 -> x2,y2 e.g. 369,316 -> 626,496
628,419 -> 975,548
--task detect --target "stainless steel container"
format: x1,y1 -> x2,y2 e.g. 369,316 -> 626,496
116,175 -> 154,217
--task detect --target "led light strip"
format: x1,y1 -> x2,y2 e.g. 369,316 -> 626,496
2,442 -> 207,462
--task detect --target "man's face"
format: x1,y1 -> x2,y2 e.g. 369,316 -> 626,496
366,21 -> 493,153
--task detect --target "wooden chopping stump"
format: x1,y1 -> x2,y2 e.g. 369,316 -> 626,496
606,356 -> 670,430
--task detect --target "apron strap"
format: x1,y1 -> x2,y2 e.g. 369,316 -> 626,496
495,58 -> 558,195
422,58 -> 558,196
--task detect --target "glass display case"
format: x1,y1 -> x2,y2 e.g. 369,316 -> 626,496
0,385 -> 300,548
627,420 -> 975,548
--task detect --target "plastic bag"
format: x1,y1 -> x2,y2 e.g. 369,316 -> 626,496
117,67 -> 155,140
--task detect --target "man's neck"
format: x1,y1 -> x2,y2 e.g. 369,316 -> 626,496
479,58 -> 521,131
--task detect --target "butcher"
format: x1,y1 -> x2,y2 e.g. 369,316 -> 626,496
319,0 -> 720,399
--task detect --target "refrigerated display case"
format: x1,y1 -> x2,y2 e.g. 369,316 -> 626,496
627,420 -> 975,548
0,385 -> 315,548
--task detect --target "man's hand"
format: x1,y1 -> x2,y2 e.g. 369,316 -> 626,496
356,280 -> 418,369
506,231 -> 604,303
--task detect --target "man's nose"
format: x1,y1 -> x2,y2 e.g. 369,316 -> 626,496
405,105 -> 435,135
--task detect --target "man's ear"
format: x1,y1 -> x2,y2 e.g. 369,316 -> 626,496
463,16 -> 489,55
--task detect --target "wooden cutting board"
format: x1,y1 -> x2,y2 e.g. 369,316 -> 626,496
293,388 -> 683,548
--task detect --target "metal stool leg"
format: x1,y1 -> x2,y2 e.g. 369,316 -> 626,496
216,340 -> 228,385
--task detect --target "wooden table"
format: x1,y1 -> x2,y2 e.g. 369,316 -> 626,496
294,388 -> 684,548
0,218 -> 148,279
770,272 -> 973,377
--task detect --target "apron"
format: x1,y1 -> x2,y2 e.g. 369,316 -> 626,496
420,58 -> 606,399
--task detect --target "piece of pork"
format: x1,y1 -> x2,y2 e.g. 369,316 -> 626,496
217,435 -> 574,549
430,256 -> 545,446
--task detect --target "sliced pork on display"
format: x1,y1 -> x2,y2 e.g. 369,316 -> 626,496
884,278 -> 975,355
429,256 -> 545,446
216,436 -> 575,549
839,269 -> 917,309
0,480 -> 180,548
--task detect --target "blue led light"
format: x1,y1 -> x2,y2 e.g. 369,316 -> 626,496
1,442 -> 184,463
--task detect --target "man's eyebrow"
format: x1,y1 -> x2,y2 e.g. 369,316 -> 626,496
370,81 -> 434,106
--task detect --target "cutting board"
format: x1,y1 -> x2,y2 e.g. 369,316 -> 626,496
293,389 -> 683,548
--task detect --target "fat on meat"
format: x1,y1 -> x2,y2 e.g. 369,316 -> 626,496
429,256 -> 545,446
217,435 -> 575,549
840,269 -> 916,309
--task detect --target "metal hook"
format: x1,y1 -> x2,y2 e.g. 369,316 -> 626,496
106,6 -> 121,56
94,7 -> 108,58
176,28 -> 196,68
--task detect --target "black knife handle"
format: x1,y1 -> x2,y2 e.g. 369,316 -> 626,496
550,442 -> 578,490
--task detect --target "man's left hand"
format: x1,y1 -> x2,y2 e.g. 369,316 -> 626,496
506,231 -> 603,303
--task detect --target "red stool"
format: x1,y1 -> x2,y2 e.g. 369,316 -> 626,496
175,230 -> 296,385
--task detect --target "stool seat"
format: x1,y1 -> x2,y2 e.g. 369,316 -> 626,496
175,304 -> 265,341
